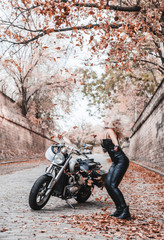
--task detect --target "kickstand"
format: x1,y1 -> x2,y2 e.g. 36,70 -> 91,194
66,199 -> 75,209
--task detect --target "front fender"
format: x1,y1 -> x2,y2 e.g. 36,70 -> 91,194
44,173 -> 53,178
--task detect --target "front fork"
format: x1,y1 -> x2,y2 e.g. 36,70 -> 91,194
45,155 -> 72,197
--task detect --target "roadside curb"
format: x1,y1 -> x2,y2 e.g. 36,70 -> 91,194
131,160 -> 164,177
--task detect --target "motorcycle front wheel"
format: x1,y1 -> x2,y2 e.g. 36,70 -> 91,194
29,175 -> 52,210
75,186 -> 92,203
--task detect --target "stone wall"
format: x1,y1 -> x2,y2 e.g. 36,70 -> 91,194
0,92 -> 57,162
125,79 -> 164,172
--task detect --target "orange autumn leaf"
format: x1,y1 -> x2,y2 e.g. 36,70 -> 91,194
92,134 -> 97,138
107,158 -> 111,162
89,11 -> 95,15
1,228 -> 8,232
102,207 -> 109,211
72,27 -> 78,33
89,36 -> 94,44
106,65 -> 109,71
97,13 -> 101,18
95,197 -> 100,201
17,66 -> 22,72
104,196 -> 108,202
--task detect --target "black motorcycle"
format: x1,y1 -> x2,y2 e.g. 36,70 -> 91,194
29,143 -> 107,210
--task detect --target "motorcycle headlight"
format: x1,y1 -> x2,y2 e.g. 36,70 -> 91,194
54,153 -> 65,164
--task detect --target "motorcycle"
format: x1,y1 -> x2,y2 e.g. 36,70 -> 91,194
29,143 -> 107,210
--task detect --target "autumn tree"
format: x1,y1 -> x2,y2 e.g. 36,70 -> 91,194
72,65 -> 163,139
81,67 -> 161,113
0,0 -> 163,136
1,44 -> 42,116
0,0 -> 163,74
67,122 -> 100,148
0,42 -> 73,132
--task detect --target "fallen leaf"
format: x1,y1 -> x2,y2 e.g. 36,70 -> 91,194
1,228 -> 7,232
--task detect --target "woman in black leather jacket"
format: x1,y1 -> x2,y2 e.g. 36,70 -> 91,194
101,124 -> 131,220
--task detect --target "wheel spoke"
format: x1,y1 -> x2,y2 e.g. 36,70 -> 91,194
36,182 -> 49,205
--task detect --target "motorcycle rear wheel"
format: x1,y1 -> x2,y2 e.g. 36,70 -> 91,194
75,186 -> 92,203
29,175 -> 52,210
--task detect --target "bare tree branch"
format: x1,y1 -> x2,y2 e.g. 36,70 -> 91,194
148,68 -> 158,86
90,58 -> 164,74
16,2 -> 141,12
76,3 -> 141,12
23,55 -> 41,82
0,23 -> 123,45
153,40 -> 164,64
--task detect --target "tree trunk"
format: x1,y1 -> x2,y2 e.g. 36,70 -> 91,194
21,87 -> 28,116
21,99 -> 28,116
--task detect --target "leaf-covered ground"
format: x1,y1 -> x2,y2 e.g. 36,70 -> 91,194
0,157 -> 163,240
62,162 -> 164,239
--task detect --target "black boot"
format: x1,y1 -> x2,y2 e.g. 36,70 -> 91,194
118,206 -> 131,220
110,206 -> 123,217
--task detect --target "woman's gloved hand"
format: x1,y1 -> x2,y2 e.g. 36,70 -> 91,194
102,148 -> 107,153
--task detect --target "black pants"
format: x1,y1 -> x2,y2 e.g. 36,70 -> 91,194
105,149 -> 129,208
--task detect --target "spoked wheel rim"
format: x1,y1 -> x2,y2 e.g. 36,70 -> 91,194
36,181 -> 50,206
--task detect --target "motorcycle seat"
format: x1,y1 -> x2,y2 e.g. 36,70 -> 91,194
84,158 -> 94,163
88,162 -> 97,169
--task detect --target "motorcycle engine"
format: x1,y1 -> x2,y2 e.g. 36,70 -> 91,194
69,158 -> 79,172
66,173 -> 85,195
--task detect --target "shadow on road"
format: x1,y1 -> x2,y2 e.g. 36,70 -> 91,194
39,200 -> 106,212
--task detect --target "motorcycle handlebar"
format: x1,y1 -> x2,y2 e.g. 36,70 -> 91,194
65,145 -> 89,158
53,143 -> 89,158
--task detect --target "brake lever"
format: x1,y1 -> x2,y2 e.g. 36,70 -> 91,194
75,149 -> 81,155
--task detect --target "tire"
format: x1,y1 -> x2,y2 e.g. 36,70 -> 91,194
29,175 -> 52,210
75,186 -> 92,203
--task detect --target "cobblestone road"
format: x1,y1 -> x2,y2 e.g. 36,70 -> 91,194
0,154 -> 112,240
0,154 -> 163,240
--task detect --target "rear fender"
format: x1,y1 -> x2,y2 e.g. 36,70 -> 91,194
90,170 -> 107,187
